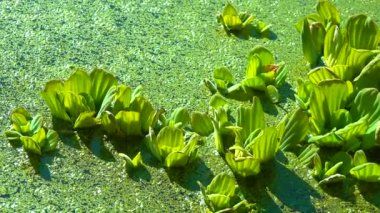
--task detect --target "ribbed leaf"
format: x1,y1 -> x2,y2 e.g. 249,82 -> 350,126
190,112 -> 213,136
237,96 -> 265,141
346,14 -> 380,50
335,116 -> 368,141
330,65 -> 353,81
350,163 -> 380,182
146,128 -> 162,161
351,88 -> 380,130
112,85 -> 132,113
90,69 -> 118,111
30,114 -> 43,134
209,94 -> 228,110
354,55 -> 380,91
156,126 -> 184,158
246,54 -> 261,78
301,19 -> 325,67
308,67 -> 339,84
74,111 -> 100,129
62,92 -> 91,121
115,111 -> 142,136
41,80 -> 70,121
43,130 -> 59,152
266,85 -> 279,103
20,136 -> 41,155
207,194 -> 231,212
64,69 -> 91,95
206,173 -> 236,197
164,152 -> 188,168
316,0 -> 340,26
130,97 -> 156,133
225,152 -> 261,177
280,109 -> 309,150
241,77 -> 267,91
250,46 -> 275,67
250,127 -> 279,162
101,111 -> 121,136
298,144 -> 319,166
309,131 -> 343,147
168,107 -> 190,128
214,67 -> 234,90
353,150 -> 368,167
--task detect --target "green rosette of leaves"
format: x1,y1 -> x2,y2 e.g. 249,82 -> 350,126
145,125 -> 203,168
198,173 -> 253,212
204,46 -> 288,103
5,107 -> 59,155
100,84 -> 162,137
305,80 -> 380,150
217,2 -> 254,33
41,68 -> 118,129
212,97 -> 308,177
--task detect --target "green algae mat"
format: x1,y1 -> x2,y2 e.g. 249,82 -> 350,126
1,0 -> 380,212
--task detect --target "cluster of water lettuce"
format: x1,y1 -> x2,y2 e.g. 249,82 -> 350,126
292,0 -> 380,184
3,1 -> 380,212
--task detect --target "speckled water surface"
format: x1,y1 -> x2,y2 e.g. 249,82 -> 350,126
0,0 -> 380,212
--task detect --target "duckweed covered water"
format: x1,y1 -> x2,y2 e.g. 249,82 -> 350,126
0,0 -> 380,212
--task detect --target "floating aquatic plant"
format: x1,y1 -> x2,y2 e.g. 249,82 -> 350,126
204,46 -> 287,103
146,125 -> 203,168
198,173 -> 253,212
350,150 -> 380,182
217,2 -> 254,34
5,108 -> 59,155
211,97 -> 308,177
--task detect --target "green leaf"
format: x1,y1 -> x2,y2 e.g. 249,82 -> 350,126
41,80 -> 71,122
313,154 -> 323,178
274,62 -> 288,86
350,163 -> 380,182
221,3 -> 242,30
20,136 -> 41,155
308,67 -> 339,84
206,173 -> 236,197
31,128 -> 47,148
335,116 -> 368,141
30,114 -> 43,134
43,130 -> 59,152
62,92 -> 91,121
64,69 -> 91,95
225,152 -> 261,177
5,130 -> 23,146
74,111 -> 100,129
241,77 -> 267,91
319,174 -> 346,185
190,112 -> 213,136
316,0 -> 340,26
266,85 -> 280,103
353,150 -> 367,167
346,14 -> 380,50
209,94 -> 228,110
168,107 -> 190,128
350,88 -> 380,132
301,19 -> 326,67
323,25 -> 345,67
354,55 -> 380,91
146,128 -> 162,161
119,152 -> 144,173
249,127 -> 279,162
156,126 -> 184,158
130,97 -> 156,133
237,96 -> 265,141
96,85 -> 117,118
113,85 -> 132,112
280,109 -> 309,150
214,67 -> 234,91
164,152 -> 189,167
298,144 -> 319,166
207,194 -> 231,212
115,111 -> 142,136
309,130 -> 343,147
101,111 -> 121,136
90,68 -> 118,111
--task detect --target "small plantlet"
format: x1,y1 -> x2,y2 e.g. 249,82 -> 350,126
119,152 -> 145,174
217,2 -> 254,34
5,108 -> 59,155
350,150 -> 380,182
198,173 -> 253,212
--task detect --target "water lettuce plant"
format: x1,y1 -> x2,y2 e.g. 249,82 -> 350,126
5,108 -> 59,155
146,125 -> 203,168
204,46 -> 287,103
212,97 -> 308,177
119,152 -> 144,174
217,2 -> 254,34
312,152 -> 351,185
41,68 -> 118,129
100,85 -> 161,137
198,173 -> 252,212
297,0 -> 380,69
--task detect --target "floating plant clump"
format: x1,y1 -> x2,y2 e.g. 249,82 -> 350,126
204,46 -> 288,103
5,107 -> 59,155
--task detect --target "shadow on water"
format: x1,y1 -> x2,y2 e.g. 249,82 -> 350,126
236,156 -> 320,212
77,130 -> 115,162
357,182 -> 380,209
166,159 -> 214,191
319,180 -> 356,203
230,25 -> 277,40
27,151 -> 62,181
